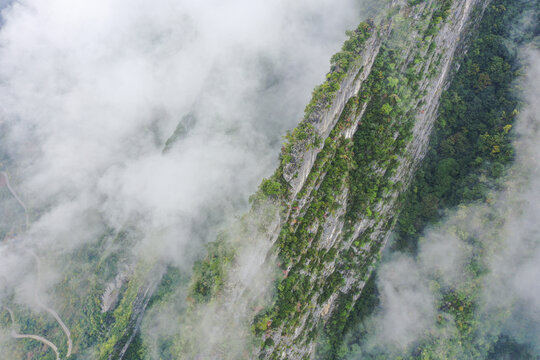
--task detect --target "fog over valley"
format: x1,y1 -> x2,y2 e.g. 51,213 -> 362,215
0,0 -> 538,359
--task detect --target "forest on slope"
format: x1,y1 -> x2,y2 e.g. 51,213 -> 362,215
0,0 -> 538,359
317,0 -> 540,358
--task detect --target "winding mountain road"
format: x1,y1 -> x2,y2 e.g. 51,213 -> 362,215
1,171 -> 29,228
1,171 -> 72,358
6,307 -> 60,360
29,249 -> 73,357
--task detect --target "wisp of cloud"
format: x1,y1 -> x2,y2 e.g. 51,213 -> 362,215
0,0 -> 368,357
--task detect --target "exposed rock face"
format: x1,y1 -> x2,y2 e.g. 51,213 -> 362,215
114,1 -> 493,359
102,272 -> 129,313
282,10 -> 394,198
256,0 -> 491,358
110,277 -> 158,360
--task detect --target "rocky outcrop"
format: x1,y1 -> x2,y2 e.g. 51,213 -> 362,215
109,278 -> 157,360
282,9 -> 395,198
169,1 -> 493,359
256,0 -> 491,358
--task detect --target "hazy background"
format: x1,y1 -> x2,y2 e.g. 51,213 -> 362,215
0,0 -> 377,357
0,0 -> 367,289
347,48 -> 540,359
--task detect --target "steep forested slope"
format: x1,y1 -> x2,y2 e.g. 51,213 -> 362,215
172,0 -> 513,359
317,0 -> 540,358
1,0 -> 537,359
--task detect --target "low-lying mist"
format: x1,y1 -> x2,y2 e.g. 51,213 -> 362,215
0,0 -> 374,357
345,48 -> 540,359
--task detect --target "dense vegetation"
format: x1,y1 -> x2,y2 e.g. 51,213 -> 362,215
2,0 -> 536,359
393,0 -> 531,253
252,0 -> 480,357
319,0 -> 539,358
178,0 -> 499,358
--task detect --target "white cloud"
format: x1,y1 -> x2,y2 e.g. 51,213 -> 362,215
0,0 -> 366,356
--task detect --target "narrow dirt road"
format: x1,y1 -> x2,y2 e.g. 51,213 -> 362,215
1,171 -> 29,228
6,308 -> 60,360
40,303 -> 73,357
29,250 -> 73,357
2,171 -> 72,358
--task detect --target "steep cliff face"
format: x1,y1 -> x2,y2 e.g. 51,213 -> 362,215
251,0 -> 491,358
173,1 -> 493,359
